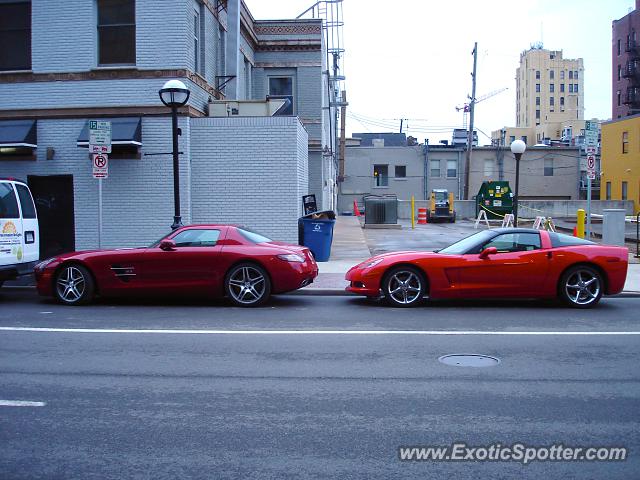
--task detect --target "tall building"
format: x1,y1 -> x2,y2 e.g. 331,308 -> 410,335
516,47 -> 584,129
612,0 -> 640,118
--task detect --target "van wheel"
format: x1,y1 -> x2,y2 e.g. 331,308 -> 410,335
54,264 -> 95,305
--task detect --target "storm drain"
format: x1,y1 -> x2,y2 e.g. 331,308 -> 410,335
438,354 -> 500,367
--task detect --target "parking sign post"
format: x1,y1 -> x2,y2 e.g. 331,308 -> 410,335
89,121 -> 112,249
585,121 -> 598,240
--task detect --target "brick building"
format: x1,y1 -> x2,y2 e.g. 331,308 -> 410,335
613,0 -> 640,118
0,0 -> 332,254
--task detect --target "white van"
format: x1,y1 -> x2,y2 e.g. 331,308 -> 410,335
0,178 -> 39,286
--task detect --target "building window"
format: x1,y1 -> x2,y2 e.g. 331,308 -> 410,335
560,83 -> 565,93
574,70 -> 578,79
544,158 -> 554,176
560,70 -> 565,80
446,160 -> 457,178
623,131 -> 629,153
574,84 -> 579,92
550,84 -> 555,93
569,84 -> 573,93
536,110 -> 540,119
622,181 -> 628,200
617,90 -> 621,106
521,135 -> 527,144
193,11 -> 200,73
268,76 -> 294,115
430,159 -> 440,177
618,65 -> 622,80
560,97 -> 565,109
484,159 -> 493,177
536,70 -> 540,79
536,96 -> 540,106
606,182 -> 611,200
373,165 -> 388,186
394,165 -> 406,178
550,70 -> 554,79
0,1 -> 31,71
550,96 -> 554,106
617,39 -> 621,56
569,71 -> 573,79
535,83 -> 540,92
98,0 -> 136,65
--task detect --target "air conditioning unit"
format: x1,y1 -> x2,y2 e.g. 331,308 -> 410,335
207,98 -> 289,117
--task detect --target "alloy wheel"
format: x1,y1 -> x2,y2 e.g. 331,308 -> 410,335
564,268 -> 601,306
385,269 -> 424,306
56,266 -> 87,304
227,265 -> 268,306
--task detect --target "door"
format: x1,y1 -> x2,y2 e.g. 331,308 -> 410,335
27,175 -> 75,259
455,232 -> 550,298
0,182 -> 22,268
141,228 -> 223,294
14,183 -> 39,264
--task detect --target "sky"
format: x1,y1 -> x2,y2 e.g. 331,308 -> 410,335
244,0 -> 635,145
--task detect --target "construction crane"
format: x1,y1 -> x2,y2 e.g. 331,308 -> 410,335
456,87 -> 508,129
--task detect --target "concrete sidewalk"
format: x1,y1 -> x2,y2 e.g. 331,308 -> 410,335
299,216 -> 640,296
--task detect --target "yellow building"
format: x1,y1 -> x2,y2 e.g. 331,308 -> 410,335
600,114 -> 640,213
516,47 -> 584,129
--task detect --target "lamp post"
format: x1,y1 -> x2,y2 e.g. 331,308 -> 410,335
159,79 -> 190,230
510,139 -> 526,227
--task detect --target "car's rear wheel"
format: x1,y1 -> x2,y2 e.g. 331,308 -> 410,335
559,265 -> 603,308
54,264 -> 95,306
225,263 -> 271,307
382,265 -> 426,307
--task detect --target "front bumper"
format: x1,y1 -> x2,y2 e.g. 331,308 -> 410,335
345,266 -> 382,297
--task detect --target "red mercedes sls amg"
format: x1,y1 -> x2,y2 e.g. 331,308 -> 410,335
346,228 -> 628,308
35,225 -> 318,307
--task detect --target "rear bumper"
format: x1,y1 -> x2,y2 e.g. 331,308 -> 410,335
0,261 -> 38,281
272,261 -> 319,293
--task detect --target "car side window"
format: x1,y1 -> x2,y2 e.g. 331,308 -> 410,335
480,232 -> 541,253
171,229 -> 220,247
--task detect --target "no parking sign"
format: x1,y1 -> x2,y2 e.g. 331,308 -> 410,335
92,153 -> 108,179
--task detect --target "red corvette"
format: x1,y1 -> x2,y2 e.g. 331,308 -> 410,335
34,225 -> 318,307
346,228 -> 628,308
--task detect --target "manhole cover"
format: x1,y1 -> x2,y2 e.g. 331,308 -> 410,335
438,354 -> 500,367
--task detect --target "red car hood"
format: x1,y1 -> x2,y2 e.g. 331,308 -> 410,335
353,250 -> 440,268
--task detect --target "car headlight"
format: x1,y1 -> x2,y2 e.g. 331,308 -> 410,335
277,253 -> 305,263
362,258 -> 383,269
34,257 -> 57,271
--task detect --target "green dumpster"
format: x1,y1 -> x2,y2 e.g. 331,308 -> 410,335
475,181 -> 514,219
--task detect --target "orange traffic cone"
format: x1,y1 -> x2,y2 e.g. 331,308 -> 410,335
418,208 -> 428,224
353,200 -> 362,217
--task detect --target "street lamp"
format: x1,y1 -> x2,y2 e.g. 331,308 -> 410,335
159,79 -> 190,230
510,139 -> 526,227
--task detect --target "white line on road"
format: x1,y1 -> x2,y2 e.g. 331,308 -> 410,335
0,400 -> 46,407
0,327 -> 639,336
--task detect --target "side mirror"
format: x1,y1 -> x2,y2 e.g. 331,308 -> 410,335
479,246 -> 498,259
159,239 -> 176,251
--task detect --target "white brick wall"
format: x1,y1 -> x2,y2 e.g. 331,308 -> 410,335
190,116 -> 308,243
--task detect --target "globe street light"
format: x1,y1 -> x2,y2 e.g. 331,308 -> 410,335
510,139 -> 527,227
159,79 -> 190,230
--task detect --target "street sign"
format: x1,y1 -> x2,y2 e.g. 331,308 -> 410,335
586,146 -> 596,155
587,154 -> 596,170
92,153 -> 108,179
89,120 -> 112,153
584,120 -> 598,147
587,170 -> 596,180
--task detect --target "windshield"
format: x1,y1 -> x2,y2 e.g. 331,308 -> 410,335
438,230 -> 495,255
148,231 -> 172,248
434,191 -> 447,201
237,227 -> 272,244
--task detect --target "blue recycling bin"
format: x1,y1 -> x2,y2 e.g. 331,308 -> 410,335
301,217 -> 335,262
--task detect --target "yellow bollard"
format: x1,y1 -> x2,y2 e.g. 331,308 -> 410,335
411,196 -> 416,229
576,209 -> 585,238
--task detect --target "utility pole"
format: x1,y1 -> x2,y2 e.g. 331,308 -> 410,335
463,42 -> 478,200
399,118 -> 404,134
338,90 -> 347,187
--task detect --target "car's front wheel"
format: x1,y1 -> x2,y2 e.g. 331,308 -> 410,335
559,265 -> 603,308
54,264 -> 95,305
225,263 -> 271,307
382,265 -> 426,307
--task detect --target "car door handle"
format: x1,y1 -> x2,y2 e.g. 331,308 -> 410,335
547,251 -> 553,259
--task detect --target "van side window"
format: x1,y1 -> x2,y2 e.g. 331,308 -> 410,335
0,183 -> 19,219
15,184 -> 37,219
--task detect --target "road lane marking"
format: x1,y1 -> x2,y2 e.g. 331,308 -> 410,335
0,400 -> 46,407
0,327 -> 639,336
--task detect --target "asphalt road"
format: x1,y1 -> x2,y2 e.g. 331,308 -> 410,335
1,290 -> 640,479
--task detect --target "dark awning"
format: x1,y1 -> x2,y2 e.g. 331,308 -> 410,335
0,120 -> 37,148
77,117 -> 142,147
